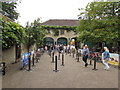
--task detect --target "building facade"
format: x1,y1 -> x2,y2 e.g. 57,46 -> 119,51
41,19 -> 82,48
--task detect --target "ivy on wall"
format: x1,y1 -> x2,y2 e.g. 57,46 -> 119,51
41,25 -> 77,35
41,25 -> 77,31
1,15 -> 25,50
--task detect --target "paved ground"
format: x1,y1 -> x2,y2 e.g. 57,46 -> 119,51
2,52 -> 118,88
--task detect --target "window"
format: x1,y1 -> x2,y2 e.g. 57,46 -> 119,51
47,29 -> 50,33
60,30 -> 64,35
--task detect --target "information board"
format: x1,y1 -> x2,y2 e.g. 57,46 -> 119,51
22,53 -> 30,67
102,53 -> 119,66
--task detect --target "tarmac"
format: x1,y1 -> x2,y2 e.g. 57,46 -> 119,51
2,52 -> 119,88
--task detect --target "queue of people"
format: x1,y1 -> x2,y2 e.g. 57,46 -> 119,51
41,44 -> 111,71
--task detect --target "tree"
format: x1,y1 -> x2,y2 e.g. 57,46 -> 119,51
77,2 -> 119,48
24,18 -> 46,51
1,0 -> 20,20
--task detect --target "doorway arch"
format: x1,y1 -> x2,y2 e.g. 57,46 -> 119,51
43,37 -> 54,45
57,37 -> 68,45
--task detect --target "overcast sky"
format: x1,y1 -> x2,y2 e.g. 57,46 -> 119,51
16,0 -> 93,26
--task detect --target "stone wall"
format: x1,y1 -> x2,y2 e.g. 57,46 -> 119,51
45,30 -> 78,41
2,44 -> 37,66
2,46 -> 16,65
44,29 -> 83,47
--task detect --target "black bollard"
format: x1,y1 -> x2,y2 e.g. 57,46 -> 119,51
58,52 -> 60,60
2,62 -> 6,75
53,56 -> 59,72
28,54 -> 32,71
52,52 -> 54,63
77,53 -> 80,62
32,53 -> 35,66
76,50 -> 78,60
92,56 -> 98,71
61,53 -> 64,66
89,59 -> 92,65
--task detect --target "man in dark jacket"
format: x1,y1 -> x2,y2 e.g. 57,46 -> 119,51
82,45 -> 90,67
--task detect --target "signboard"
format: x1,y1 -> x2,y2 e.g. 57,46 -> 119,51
102,53 -> 119,66
22,53 -> 30,67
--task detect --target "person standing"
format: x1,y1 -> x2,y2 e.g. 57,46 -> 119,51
103,47 -> 110,71
82,45 -> 90,67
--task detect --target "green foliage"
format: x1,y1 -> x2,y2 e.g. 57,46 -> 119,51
1,1 -> 19,21
52,29 -> 59,36
1,15 -> 25,50
24,18 -> 46,50
41,25 -> 77,35
41,25 -> 76,31
77,2 -> 119,44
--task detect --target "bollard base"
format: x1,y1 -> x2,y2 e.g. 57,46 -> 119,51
32,65 -> 35,67
27,69 -> 32,72
2,73 -> 5,76
53,70 -> 59,72
92,69 -> 98,71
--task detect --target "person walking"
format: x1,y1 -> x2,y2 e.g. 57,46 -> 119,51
82,45 -> 90,67
103,47 -> 110,71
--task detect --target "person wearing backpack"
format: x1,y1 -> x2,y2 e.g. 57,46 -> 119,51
103,47 -> 110,71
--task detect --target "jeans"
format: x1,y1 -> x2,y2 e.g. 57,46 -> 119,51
83,56 -> 88,67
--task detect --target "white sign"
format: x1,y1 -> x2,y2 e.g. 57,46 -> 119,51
102,53 -> 119,66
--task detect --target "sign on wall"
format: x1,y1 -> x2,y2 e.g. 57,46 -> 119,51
22,53 -> 30,67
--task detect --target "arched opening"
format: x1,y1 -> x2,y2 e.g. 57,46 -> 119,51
57,37 -> 68,45
43,37 -> 54,45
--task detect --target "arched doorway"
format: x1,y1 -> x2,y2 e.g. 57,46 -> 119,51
57,37 -> 68,45
44,37 -> 54,45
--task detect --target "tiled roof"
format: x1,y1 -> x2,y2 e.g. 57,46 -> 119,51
41,19 -> 79,26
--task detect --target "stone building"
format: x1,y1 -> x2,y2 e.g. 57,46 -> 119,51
41,19 -> 81,48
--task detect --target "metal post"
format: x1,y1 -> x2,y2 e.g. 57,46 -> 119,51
53,56 -> 59,72
58,52 -> 60,60
77,53 -> 79,62
32,53 -> 35,66
92,56 -> 98,71
89,59 -> 92,65
2,62 -> 6,75
28,53 -> 32,71
61,53 -> 64,66
66,49 -> 67,55
76,51 -> 78,60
